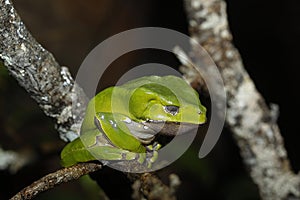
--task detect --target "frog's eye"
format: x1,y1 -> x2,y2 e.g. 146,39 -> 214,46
164,105 -> 179,116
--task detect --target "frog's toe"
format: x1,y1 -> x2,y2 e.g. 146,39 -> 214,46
149,150 -> 158,163
152,142 -> 162,150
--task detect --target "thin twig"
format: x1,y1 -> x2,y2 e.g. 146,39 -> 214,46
9,163 -> 102,200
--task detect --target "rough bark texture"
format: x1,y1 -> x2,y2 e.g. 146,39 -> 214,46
0,0 -> 88,142
183,0 -> 300,199
9,163 -> 102,200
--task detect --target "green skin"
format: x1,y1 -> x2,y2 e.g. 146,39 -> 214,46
61,75 -> 206,167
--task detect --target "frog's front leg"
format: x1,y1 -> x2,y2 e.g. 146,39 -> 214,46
95,112 -> 158,152
96,112 -> 161,166
142,142 -> 161,168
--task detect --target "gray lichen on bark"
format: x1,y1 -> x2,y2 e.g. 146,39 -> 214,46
0,0 -> 88,141
183,0 -> 300,199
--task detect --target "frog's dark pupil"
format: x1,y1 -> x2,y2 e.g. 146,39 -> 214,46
164,105 -> 179,115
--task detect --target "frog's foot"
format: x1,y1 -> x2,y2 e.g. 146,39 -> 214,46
142,142 -> 161,168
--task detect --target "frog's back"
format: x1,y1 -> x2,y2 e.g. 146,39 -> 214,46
122,75 -> 200,106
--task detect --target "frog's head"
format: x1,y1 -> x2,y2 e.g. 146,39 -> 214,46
128,76 -> 206,125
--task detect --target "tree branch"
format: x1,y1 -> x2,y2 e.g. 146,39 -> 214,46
182,0 -> 300,199
0,0 -> 88,142
9,163 -> 102,200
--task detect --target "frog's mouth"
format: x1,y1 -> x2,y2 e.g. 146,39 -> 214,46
124,119 -> 199,144
142,121 -> 199,137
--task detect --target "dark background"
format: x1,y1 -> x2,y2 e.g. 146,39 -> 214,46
0,0 -> 299,199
